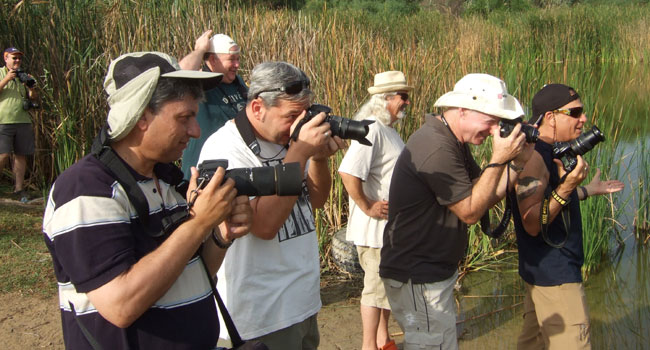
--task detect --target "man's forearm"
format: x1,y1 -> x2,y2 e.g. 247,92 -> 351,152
307,158 -> 331,209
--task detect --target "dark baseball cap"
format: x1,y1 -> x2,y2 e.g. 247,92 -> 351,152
530,84 -> 580,125
4,47 -> 23,55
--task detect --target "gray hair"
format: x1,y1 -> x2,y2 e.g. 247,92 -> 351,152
353,92 -> 397,125
248,61 -> 313,107
147,78 -> 205,113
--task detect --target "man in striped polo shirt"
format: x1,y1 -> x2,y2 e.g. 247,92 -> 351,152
42,51 -> 252,349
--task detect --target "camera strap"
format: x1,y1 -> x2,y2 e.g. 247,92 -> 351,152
479,162 -> 512,239
234,109 -> 261,156
539,187 -> 571,248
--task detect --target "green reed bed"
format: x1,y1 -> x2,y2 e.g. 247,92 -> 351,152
1,1 -> 648,272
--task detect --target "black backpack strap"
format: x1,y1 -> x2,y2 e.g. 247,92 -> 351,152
92,125 -> 152,230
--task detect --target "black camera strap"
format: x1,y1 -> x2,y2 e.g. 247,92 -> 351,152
234,109 -> 261,156
479,161 -> 512,239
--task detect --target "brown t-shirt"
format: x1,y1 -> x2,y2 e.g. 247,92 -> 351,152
379,114 -> 480,283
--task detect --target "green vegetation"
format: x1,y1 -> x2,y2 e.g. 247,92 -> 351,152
0,201 -> 54,297
1,0 -> 648,281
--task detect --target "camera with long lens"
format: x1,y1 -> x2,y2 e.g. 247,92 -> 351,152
290,104 -> 374,146
197,159 -> 303,196
499,117 -> 539,143
14,68 -> 37,88
553,126 -> 605,172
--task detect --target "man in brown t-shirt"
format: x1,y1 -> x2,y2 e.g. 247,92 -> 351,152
379,73 -> 534,350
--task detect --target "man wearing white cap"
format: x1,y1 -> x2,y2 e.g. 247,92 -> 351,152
42,52 -> 253,349
179,30 -> 248,180
338,70 -> 412,350
379,73 -> 533,350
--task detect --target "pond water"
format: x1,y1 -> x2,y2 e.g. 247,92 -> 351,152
455,63 -> 650,349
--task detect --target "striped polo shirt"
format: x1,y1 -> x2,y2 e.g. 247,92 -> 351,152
42,154 -> 219,349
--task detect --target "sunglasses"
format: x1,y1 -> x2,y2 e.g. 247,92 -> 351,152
553,107 -> 584,118
396,92 -> 409,101
254,80 -> 310,99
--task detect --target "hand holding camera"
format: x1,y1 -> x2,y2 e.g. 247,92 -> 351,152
187,166 -> 238,234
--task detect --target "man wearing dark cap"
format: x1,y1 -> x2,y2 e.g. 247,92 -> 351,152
0,47 -> 38,202
42,51 -> 253,349
511,84 -> 624,349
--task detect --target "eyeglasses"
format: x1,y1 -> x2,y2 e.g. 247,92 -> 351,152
396,92 -> 409,101
253,80 -> 310,99
553,107 -> 584,118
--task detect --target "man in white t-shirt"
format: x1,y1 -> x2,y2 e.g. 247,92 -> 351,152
338,71 -> 412,350
198,61 -> 344,349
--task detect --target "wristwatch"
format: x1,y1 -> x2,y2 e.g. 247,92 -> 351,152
508,162 -> 524,174
211,229 -> 234,249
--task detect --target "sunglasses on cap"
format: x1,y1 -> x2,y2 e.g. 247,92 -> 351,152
254,80 -> 310,99
553,106 -> 584,118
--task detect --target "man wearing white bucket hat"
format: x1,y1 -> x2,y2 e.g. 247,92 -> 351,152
338,70 -> 412,350
42,52 -> 253,349
179,30 -> 248,180
379,73 -> 534,350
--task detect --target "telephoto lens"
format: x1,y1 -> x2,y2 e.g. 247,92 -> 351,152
291,104 -> 374,146
197,159 -> 303,196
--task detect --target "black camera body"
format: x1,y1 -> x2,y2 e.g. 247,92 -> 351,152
14,68 -> 37,88
197,159 -> 303,196
290,104 -> 374,146
553,126 -> 605,172
499,117 -> 539,143
22,98 -> 39,110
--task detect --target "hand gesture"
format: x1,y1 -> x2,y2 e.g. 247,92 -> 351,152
194,29 -> 213,54
585,168 -> 625,196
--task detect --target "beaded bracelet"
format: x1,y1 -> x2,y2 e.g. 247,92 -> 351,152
550,190 -> 569,206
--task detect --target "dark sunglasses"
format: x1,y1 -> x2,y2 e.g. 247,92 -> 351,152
254,80 -> 310,99
396,92 -> 409,101
553,106 -> 584,118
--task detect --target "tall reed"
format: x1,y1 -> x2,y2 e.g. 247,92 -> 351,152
1,1 -> 648,271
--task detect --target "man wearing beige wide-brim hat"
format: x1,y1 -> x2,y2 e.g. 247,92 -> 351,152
339,70 -> 412,350
379,73 -> 535,350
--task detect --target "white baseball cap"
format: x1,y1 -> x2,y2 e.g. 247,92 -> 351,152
208,34 -> 240,54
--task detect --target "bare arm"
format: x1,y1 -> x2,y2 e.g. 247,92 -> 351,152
339,171 -> 388,220
515,153 -> 588,236
448,124 -> 528,224
86,168 -> 237,328
179,29 -> 212,70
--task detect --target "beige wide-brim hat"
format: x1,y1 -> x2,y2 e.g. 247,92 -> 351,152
367,71 -> 413,94
104,51 -> 222,141
434,73 -> 524,120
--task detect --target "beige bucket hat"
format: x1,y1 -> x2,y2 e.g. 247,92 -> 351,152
104,51 -> 222,141
367,71 -> 413,94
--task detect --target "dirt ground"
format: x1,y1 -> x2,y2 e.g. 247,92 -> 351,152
0,272 -> 404,350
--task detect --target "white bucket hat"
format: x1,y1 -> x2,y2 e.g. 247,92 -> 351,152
433,73 -> 524,120
104,51 -> 222,141
367,71 -> 413,94
208,34 -> 240,54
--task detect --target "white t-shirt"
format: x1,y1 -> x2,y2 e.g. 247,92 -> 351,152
198,121 -> 321,340
338,117 -> 405,248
